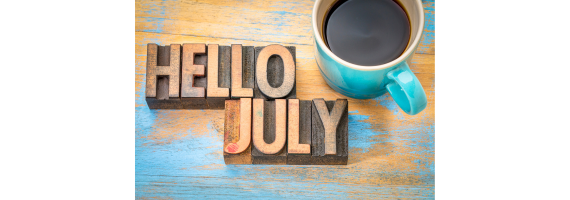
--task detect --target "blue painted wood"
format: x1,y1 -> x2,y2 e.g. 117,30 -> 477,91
136,0 -> 435,198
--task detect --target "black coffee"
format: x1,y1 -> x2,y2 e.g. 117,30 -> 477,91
324,0 -> 410,66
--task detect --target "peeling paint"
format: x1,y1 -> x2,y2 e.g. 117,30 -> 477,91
136,0 -> 435,198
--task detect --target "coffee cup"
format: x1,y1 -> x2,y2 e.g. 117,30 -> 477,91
312,0 -> 427,115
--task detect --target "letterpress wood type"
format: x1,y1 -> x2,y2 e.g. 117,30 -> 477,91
242,46 -> 256,96
145,43 -> 183,109
287,99 -> 313,165
231,44 -> 254,98
252,99 -> 287,164
206,44 -> 231,109
181,44 -> 208,109
223,99 -> 252,164
254,45 -> 296,100
311,99 -> 348,165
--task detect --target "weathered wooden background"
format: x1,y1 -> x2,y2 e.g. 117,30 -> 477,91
135,0 -> 435,198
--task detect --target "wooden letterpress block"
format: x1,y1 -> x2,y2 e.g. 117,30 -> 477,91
287,99 -> 313,165
242,46 -> 256,96
252,99 -> 287,164
145,44 -> 183,109
231,44 -> 255,98
206,44 -> 230,109
311,99 -> 348,165
254,45 -> 296,100
181,44 -> 208,109
223,98 -> 253,164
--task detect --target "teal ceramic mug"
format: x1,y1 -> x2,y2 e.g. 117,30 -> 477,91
312,0 -> 427,115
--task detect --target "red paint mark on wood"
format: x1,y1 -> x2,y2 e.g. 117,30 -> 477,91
227,143 -> 239,153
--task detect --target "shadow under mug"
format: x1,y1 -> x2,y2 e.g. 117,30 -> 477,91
312,0 -> 427,115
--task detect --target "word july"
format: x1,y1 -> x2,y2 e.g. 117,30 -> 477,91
224,98 -> 348,165
145,43 -> 296,109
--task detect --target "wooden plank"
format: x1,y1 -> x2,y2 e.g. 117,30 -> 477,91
287,99 -> 313,165
418,0 -> 435,55
136,0 -> 435,197
252,99 -> 287,164
135,0 -> 314,47
136,38 -> 435,198
254,45 -> 296,100
311,99 -> 348,165
181,43 -> 208,109
206,44 -> 231,109
145,43 -> 183,109
135,0 -> 434,54
223,99 -> 252,164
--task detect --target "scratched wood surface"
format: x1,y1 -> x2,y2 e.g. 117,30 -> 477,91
135,0 -> 435,198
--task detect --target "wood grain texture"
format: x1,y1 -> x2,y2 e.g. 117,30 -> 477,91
206,44 -> 230,97
223,98 -> 251,154
252,99 -> 288,164
136,0 -> 435,198
287,99 -> 311,154
313,99 -> 348,156
205,45 -> 232,109
206,44 -> 230,109
223,100 -> 252,164
145,44 -> 183,109
254,45 -> 296,100
181,43 -> 208,109
311,99 -> 349,165
241,46 -> 256,94
287,100 -> 313,165
231,44 -> 254,98
181,43 -> 206,97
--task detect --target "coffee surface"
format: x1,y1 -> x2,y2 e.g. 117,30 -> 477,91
324,0 -> 410,66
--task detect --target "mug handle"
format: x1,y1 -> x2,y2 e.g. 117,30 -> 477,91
385,63 -> 427,115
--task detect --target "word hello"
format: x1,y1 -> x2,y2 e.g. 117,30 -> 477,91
145,43 -> 296,109
145,43 -> 349,165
